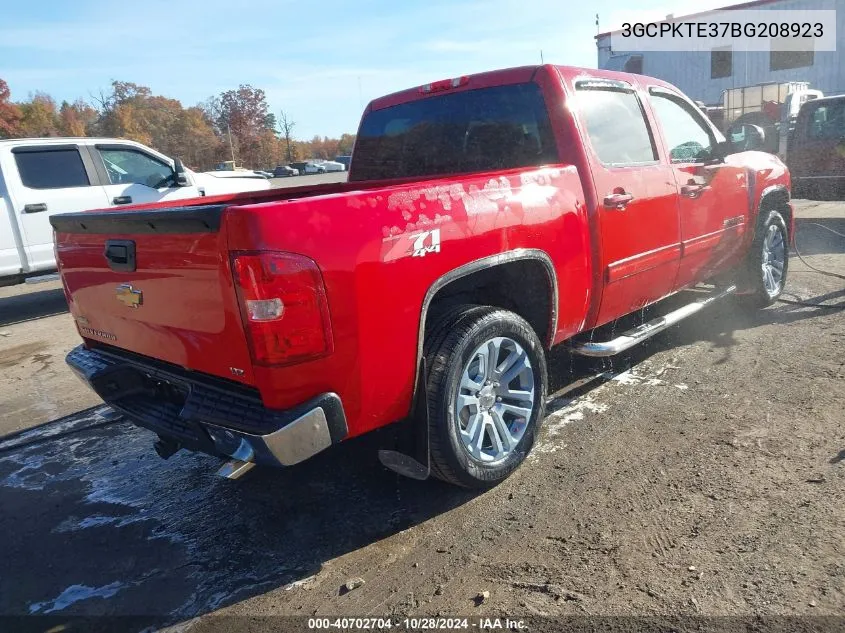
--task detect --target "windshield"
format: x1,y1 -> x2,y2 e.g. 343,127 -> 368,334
350,82 -> 559,181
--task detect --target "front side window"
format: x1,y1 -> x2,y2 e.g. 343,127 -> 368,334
649,92 -> 715,163
807,101 -> 845,140
14,148 -> 90,189
576,88 -> 657,166
98,148 -> 173,188
350,83 -> 558,181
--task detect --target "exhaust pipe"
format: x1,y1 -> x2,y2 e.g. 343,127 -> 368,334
216,459 -> 256,480
154,437 -> 180,460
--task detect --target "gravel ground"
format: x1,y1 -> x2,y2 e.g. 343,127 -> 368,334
0,199 -> 842,631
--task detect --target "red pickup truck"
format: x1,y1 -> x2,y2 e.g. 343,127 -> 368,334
53,65 -> 792,488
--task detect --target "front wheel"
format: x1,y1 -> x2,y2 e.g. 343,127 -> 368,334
737,209 -> 789,308
423,305 -> 548,488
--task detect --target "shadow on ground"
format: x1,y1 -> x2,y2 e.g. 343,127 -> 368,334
0,287 -> 68,327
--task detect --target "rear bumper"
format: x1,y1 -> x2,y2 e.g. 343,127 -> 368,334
66,345 -> 348,467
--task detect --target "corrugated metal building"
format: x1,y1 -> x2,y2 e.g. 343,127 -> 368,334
595,0 -> 844,106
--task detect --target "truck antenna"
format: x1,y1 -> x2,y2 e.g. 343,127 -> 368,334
540,49 -> 544,64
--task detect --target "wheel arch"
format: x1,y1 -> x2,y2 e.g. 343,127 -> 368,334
413,249 -> 558,406
757,184 -> 792,240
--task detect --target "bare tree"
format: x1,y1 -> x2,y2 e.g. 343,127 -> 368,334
278,110 -> 296,163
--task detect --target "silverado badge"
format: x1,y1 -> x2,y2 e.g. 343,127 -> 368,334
116,283 -> 143,308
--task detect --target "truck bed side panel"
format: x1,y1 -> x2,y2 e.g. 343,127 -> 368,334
224,165 -> 590,437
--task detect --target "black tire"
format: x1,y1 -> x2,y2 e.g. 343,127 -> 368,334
423,305 -> 548,488
736,209 -> 789,308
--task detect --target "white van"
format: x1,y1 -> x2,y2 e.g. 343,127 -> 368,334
0,137 -> 270,284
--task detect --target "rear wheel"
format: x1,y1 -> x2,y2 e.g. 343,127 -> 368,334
423,305 -> 548,488
737,209 -> 789,308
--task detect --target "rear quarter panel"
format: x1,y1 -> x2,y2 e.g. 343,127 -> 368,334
225,166 -> 590,437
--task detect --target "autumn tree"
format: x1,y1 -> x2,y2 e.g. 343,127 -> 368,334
170,106 -> 223,170
0,79 -> 21,138
205,85 -> 279,167
299,134 -> 356,160
18,92 -> 59,137
59,99 -> 98,136
337,133 -> 356,156
0,76 -> 354,170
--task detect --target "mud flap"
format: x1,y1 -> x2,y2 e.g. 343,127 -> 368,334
378,359 -> 430,480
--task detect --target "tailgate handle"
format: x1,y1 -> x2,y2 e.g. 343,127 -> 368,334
104,240 -> 136,273
112,196 -> 133,205
23,203 -> 48,214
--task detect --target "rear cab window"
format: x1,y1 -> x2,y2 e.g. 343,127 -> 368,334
806,100 -> 845,140
13,147 -> 90,189
350,82 -> 559,181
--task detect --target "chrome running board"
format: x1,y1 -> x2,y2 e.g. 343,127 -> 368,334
570,285 -> 737,357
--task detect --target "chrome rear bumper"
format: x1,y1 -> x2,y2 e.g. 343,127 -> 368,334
66,345 -> 347,468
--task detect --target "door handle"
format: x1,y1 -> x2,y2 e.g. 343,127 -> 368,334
23,203 -> 48,214
680,183 -> 707,198
112,196 -> 133,205
603,191 -> 634,210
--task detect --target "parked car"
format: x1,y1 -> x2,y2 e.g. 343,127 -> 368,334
0,137 -> 270,285
273,165 -> 299,177
253,170 -> 274,179
289,161 -> 310,175
321,160 -> 346,172
334,155 -> 352,169
303,162 -> 327,174
54,65 -> 791,488
787,94 -> 845,200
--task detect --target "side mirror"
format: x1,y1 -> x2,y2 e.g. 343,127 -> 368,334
173,158 -> 190,187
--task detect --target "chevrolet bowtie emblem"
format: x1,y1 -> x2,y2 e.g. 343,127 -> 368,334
116,283 -> 143,308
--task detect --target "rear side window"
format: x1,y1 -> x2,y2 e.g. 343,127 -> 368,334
350,83 -> 558,181
14,149 -> 90,189
576,88 -> 657,166
807,101 -> 845,140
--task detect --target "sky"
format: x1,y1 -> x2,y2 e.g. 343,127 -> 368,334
0,0 -> 733,139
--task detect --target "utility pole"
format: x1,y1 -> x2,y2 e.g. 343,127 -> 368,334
226,121 -> 236,164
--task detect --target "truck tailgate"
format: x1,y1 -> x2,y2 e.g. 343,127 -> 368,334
51,206 -> 256,385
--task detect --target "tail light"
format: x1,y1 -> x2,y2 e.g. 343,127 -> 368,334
232,252 -> 333,367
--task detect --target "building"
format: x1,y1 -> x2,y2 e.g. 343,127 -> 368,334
595,0 -> 845,106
